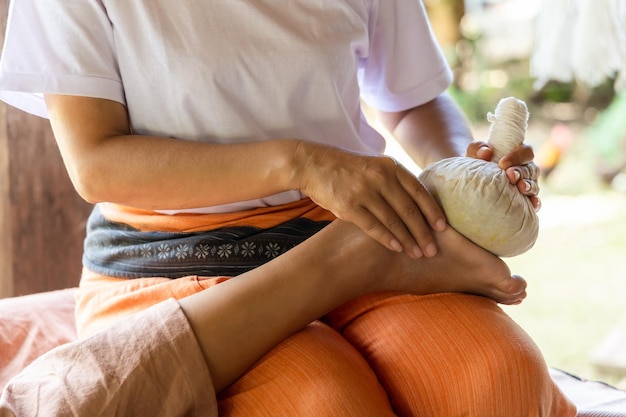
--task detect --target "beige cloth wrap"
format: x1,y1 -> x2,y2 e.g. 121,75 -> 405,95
419,157 -> 538,257
0,299 -> 218,417
418,97 -> 538,257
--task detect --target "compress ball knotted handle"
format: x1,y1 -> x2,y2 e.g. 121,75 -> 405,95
487,97 -> 530,163
418,97 -> 538,257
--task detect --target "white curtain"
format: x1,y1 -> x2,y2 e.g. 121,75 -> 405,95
531,0 -> 626,90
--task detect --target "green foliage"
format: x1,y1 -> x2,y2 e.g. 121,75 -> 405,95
447,71 -> 536,123
532,80 -> 577,103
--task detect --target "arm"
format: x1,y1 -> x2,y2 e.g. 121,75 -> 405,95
45,94 -> 445,257
373,93 -> 540,207
44,94 -> 301,211
374,93 -> 473,167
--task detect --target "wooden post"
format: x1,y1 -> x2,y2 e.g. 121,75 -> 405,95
0,0 -> 93,298
0,94 -> 12,298
425,0 -> 465,49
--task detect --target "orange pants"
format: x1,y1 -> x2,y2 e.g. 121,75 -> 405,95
76,272 -> 577,417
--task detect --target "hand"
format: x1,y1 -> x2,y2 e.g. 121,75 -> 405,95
295,142 -> 446,258
466,141 -> 541,211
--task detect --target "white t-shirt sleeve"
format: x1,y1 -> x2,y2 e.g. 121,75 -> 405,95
359,0 -> 453,112
0,0 -> 125,118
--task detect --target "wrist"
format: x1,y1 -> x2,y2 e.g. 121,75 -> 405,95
262,139 -> 305,193
289,139 -> 317,194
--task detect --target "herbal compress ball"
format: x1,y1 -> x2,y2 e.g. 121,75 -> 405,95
418,97 -> 538,257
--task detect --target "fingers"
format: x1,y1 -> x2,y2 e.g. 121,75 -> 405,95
516,178 -> 539,195
467,142 -> 542,214
505,163 -> 540,195
505,162 -> 540,182
497,143 -> 535,169
473,140 -> 540,197
529,195 -> 541,212
303,150 -> 446,258
517,181 -> 541,211
465,141 -> 492,161
348,162 -> 445,259
505,164 -> 541,211
351,198 -> 430,259
395,164 -> 447,231
392,165 -> 447,257
493,144 -> 542,211
467,142 -> 536,169
348,204 -> 405,253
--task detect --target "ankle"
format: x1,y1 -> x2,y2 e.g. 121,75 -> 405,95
316,221 -> 394,296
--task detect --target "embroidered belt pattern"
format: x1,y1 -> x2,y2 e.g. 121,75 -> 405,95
83,206 -> 330,279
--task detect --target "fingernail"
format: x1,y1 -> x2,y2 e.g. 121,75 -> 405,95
435,219 -> 447,231
512,169 -> 521,183
412,246 -> 423,259
524,180 -> 531,192
477,146 -> 491,159
425,243 -> 437,257
390,239 -> 403,253
534,198 -> 542,212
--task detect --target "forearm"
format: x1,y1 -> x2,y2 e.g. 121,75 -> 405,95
376,93 -> 474,168
45,94 -> 310,209
70,134 -> 302,210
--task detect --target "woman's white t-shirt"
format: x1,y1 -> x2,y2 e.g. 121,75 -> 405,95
0,0 -> 452,213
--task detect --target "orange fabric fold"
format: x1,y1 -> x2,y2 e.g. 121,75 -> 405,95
328,292 -> 577,417
99,198 -> 335,232
74,198 -> 576,416
75,273 -> 577,416
75,270 -> 230,339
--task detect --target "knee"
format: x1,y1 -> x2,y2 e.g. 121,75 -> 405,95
336,293 -> 576,417
452,330 -> 574,417
391,330 -> 577,417
218,322 -> 396,417
389,322 -> 572,416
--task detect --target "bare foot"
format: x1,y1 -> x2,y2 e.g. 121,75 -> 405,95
382,225 -> 527,304
321,220 -> 527,305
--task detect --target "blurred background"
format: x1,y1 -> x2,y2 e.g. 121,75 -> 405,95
0,0 -> 623,392
403,0 -> 626,387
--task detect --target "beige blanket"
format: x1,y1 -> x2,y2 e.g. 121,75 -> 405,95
0,298 -> 217,417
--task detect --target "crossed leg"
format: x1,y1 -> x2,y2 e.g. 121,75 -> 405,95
2,220 -> 577,417
214,292 -> 576,417
210,220 -> 574,417
327,292 -> 578,417
179,219 -> 530,392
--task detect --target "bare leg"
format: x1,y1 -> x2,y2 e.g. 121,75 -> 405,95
179,219 -> 526,392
